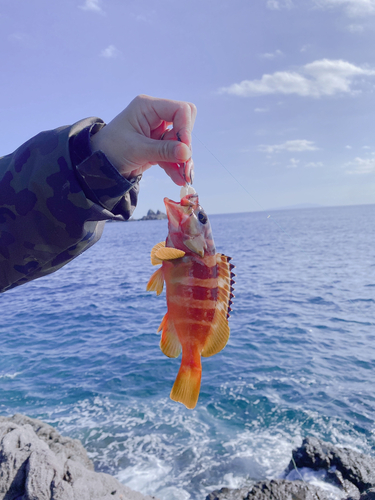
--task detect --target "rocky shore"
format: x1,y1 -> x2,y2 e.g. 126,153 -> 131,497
0,414 -> 157,500
2,413 -> 375,500
206,436 -> 375,500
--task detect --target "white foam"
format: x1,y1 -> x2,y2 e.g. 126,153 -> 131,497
285,468 -> 346,499
46,394 -> 374,500
0,372 -> 21,379
117,458 -> 174,497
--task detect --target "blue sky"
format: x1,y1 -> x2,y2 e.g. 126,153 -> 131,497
1,0 -> 375,216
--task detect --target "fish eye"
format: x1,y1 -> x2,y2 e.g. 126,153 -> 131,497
198,211 -> 208,224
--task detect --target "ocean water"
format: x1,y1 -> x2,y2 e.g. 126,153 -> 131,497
1,204 -> 375,499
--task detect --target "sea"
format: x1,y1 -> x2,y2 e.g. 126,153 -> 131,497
1,204 -> 375,500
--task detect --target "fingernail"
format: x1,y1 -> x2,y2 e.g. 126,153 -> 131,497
184,159 -> 194,184
174,143 -> 187,162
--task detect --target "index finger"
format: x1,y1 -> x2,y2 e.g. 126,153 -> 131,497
146,96 -> 197,147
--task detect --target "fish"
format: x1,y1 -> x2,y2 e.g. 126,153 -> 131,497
146,191 -> 235,409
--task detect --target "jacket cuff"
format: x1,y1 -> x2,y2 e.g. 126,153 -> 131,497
71,123 -> 141,213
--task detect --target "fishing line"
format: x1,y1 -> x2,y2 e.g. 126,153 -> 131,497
193,132 -> 375,326
193,133 -> 374,497
193,133 -> 294,241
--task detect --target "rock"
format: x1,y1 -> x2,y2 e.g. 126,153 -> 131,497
205,480 -> 332,500
361,488 -> 375,500
206,436 -> 375,500
287,437 -> 375,494
206,485 -> 252,500
246,479 -> 332,500
138,209 -> 167,221
0,414 -> 158,500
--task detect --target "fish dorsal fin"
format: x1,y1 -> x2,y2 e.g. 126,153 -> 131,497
146,267 -> 164,295
158,313 -> 182,358
155,247 -> 185,261
151,241 -> 166,265
217,253 -> 235,319
201,253 -> 235,358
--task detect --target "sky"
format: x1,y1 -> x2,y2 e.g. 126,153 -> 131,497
1,0 -> 375,216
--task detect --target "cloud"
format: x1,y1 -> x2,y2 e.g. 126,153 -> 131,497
79,0 -> 103,13
254,107 -> 269,113
346,157 -> 375,174
347,24 -> 365,32
219,59 -> 375,98
258,139 -> 318,154
99,45 -> 120,58
285,158 -> 324,168
305,161 -> 324,168
314,0 -> 375,17
132,10 -> 156,23
260,49 -> 284,59
287,158 -> 300,168
266,0 -> 293,9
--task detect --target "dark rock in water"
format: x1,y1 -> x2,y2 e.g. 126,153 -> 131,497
0,414 -> 158,500
206,479 -> 332,500
206,485 -> 252,500
247,479 -> 332,500
138,209 -> 167,221
361,488 -> 375,500
206,436 -> 375,500
287,437 -> 375,494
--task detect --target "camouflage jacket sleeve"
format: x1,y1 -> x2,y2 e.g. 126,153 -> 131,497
0,117 -> 141,293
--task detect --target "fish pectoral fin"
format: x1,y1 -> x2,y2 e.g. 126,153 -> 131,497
151,241 -> 166,265
146,267 -> 164,295
155,247 -> 185,261
201,310 -> 230,357
159,315 -> 181,358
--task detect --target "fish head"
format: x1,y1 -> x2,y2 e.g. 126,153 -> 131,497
164,194 -> 216,257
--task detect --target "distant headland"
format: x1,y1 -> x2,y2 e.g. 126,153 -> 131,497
130,209 -> 167,221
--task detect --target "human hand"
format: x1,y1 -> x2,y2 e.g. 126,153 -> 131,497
90,95 -> 197,186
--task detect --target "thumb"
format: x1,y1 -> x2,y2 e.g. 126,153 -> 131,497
141,136 -> 191,165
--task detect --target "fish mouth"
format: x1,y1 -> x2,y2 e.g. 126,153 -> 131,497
164,197 -> 182,227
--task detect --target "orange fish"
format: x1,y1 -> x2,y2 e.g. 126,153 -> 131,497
146,192 -> 235,409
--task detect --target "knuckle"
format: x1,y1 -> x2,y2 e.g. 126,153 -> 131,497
160,141 -> 171,162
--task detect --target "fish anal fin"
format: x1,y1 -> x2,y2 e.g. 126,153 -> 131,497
151,241 -> 166,265
170,349 -> 201,409
201,310 -> 230,357
146,267 -> 164,295
155,247 -> 185,261
159,315 -> 181,358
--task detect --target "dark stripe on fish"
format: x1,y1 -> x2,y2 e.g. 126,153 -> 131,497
190,261 -> 218,280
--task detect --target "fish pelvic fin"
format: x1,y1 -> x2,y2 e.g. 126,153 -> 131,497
170,348 -> 202,410
151,241 -> 166,266
155,247 -> 185,261
146,267 -> 164,295
158,313 -> 181,358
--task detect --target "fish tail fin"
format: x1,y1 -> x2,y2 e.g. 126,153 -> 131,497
170,348 -> 201,410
